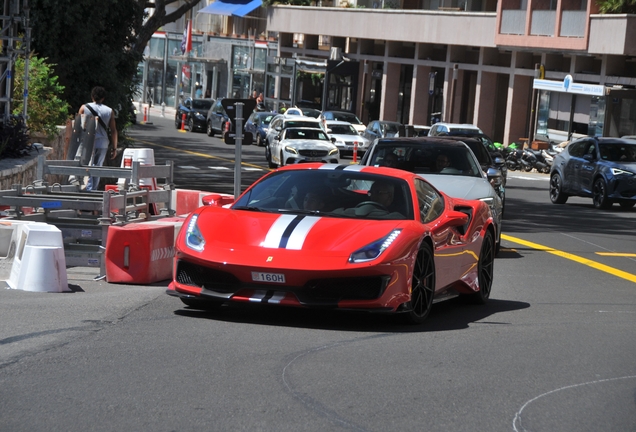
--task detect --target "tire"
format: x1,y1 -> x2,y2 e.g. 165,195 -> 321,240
549,173 -> 568,204
180,298 -> 223,310
207,121 -> 214,137
619,201 -> 635,209
402,241 -> 435,325
256,133 -> 263,147
468,230 -> 495,304
188,118 -> 194,132
523,164 -> 533,172
592,178 -> 612,209
279,151 -> 285,167
175,115 -> 181,129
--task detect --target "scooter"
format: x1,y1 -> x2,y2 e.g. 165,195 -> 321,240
524,149 -> 550,173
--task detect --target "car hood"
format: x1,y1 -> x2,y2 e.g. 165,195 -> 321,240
281,139 -> 337,151
180,207 -> 411,268
330,134 -> 370,144
417,174 -> 494,200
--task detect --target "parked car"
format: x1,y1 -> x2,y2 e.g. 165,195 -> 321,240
549,136 -> 636,209
166,163 -> 497,324
360,136 -> 503,253
319,110 -> 366,134
245,111 -> 277,147
362,120 -> 402,141
268,127 -> 339,168
206,98 -> 231,137
265,114 -> 324,163
175,98 -> 214,132
324,120 -> 370,158
428,122 -> 483,137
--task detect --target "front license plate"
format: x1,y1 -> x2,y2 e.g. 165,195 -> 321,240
251,272 -> 286,283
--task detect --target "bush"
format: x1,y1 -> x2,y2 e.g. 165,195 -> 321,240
0,116 -> 31,159
12,53 -> 70,141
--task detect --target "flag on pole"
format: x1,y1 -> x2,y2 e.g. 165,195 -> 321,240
180,20 -> 192,55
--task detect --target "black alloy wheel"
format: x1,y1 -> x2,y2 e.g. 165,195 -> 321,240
403,241 -> 435,325
468,230 -> 494,304
549,173 -> 569,204
207,121 -> 214,137
592,178 -> 612,209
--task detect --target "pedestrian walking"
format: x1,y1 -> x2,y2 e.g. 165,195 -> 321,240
78,86 -> 118,191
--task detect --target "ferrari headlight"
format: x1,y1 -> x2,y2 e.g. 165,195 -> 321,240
349,229 -> 401,263
285,146 -> 298,155
329,148 -> 339,156
611,167 -> 634,176
185,214 -> 206,252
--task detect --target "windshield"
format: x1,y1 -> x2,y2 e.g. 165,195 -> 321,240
284,128 -> 329,140
599,142 -> 636,162
370,143 -> 482,177
233,170 -> 414,220
332,112 -> 363,125
329,124 -> 358,135
285,120 -> 320,129
192,100 -> 213,110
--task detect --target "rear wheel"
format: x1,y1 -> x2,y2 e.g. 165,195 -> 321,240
180,298 -> 222,310
402,242 -> 435,325
592,178 -> 612,209
549,173 -> 568,204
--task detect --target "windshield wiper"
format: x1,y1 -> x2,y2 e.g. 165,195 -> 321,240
232,206 -> 266,212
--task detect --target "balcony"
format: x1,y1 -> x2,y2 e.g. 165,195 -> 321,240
266,5 -> 497,47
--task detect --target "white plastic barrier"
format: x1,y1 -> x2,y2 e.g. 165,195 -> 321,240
0,221 -> 41,281
117,148 -> 157,191
7,223 -> 70,292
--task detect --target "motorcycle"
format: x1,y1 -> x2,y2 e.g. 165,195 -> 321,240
524,148 -> 550,173
506,148 -> 532,171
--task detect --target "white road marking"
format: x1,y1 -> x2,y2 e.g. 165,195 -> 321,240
177,166 -> 200,170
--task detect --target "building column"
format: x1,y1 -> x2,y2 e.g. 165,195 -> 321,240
380,62 -> 400,121
474,71 -> 497,138
410,65 -> 432,126
505,74 -> 532,146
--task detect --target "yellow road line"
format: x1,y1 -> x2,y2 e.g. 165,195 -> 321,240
501,234 -> 636,284
596,252 -> 636,257
134,138 -> 268,171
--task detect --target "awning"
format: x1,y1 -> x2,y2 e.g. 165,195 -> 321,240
198,0 -> 262,17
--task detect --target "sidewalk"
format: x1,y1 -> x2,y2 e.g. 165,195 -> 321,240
134,102 -> 176,123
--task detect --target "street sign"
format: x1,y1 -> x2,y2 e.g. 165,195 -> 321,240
223,131 -> 253,145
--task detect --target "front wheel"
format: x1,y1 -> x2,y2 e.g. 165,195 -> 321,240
279,150 -> 285,167
402,242 -> 435,325
467,231 -> 494,304
266,145 -> 276,169
175,115 -> 181,129
188,117 -> 195,132
592,178 -> 612,209
549,173 -> 568,204
207,121 -> 214,137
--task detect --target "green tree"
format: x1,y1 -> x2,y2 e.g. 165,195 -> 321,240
28,0 -> 201,132
596,0 -> 636,13
12,54 -> 70,140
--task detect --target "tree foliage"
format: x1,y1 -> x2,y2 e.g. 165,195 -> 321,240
29,0 -> 200,132
12,54 -> 70,140
596,0 -> 636,13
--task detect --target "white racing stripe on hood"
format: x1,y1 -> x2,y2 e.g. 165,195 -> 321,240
286,216 -> 320,249
262,214 -> 321,249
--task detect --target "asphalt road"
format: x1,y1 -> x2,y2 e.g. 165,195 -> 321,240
1,114 -> 635,432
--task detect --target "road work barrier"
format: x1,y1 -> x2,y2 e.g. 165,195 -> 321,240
105,217 -> 185,284
6,222 -> 70,292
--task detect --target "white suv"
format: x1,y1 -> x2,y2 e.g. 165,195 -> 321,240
428,123 -> 483,137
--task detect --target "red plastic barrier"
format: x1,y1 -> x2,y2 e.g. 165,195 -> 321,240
105,218 -> 184,284
172,189 -> 234,216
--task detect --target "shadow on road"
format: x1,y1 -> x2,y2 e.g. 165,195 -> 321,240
172,297 -> 530,333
